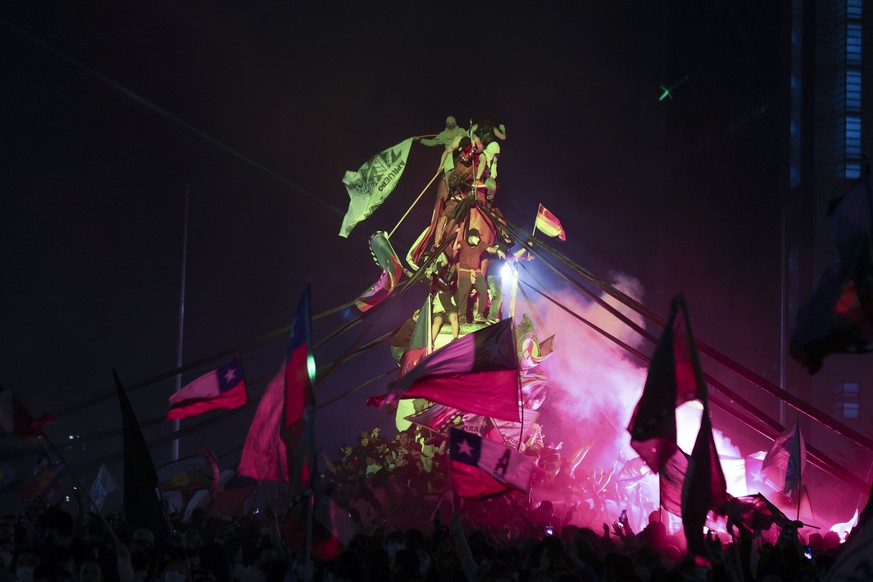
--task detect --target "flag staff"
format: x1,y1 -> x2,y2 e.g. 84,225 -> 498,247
171,184 -> 190,461
388,166 -> 442,239
508,209 -> 538,320
303,486 -> 315,582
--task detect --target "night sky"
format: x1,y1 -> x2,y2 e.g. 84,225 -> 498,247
1,2 -> 806,512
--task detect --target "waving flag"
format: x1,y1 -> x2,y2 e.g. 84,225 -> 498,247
399,295 -> 431,377
32,447 -> 51,476
405,402 -> 462,431
20,461 -> 65,501
340,139 -> 414,237
514,314 -> 555,369
156,448 -> 219,503
167,357 -> 247,421
762,420 -> 807,497
721,493 -> 790,536
0,386 -> 52,439
367,319 -> 521,422
534,204 -> 566,241
682,412 -> 728,557
628,295 -> 706,472
238,284 -> 316,491
354,232 -> 405,312
89,464 -> 118,512
282,284 -> 317,495
659,449 -> 689,517
115,370 -> 171,541
449,428 -> 535,499
238,367 -> 288,481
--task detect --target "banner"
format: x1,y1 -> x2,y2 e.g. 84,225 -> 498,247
340,139 -> 413,237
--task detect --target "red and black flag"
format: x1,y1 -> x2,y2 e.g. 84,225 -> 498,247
368,319 -> 521,422
628,295 -> 706,473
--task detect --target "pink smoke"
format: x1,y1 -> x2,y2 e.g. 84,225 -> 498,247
523,274 -> 746,517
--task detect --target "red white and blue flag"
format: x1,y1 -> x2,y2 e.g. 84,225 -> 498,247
166,357 -> 247,421
283,284 -> 317,493
238,284 -> 317,491
238,368 -> 288,482
449,428 -> 535,499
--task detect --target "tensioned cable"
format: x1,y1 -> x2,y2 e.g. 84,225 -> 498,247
49,180 -> 452,419
520,279 -> 868,493
0,18 -> 344,218
495,210 -> 873,455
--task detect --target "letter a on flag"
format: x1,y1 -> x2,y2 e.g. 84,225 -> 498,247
449,428 -> 535,499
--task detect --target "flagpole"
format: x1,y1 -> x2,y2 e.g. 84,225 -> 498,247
427,293 -> 434,353
508,212 -> 537,321
388,167 -> 442,239
171,184 -> 190,461
796,432 -> 802,522
304,488 -> 314,582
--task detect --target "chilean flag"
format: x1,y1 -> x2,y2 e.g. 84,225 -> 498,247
167,357 -> 247,421
449,428 -> 535,499
282,284 -> 317,493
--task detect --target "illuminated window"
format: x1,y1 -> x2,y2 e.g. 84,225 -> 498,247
833,382 -> 860,419
835,0 -> 863,178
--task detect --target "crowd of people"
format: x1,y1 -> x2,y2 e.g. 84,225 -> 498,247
318,421 -> 657,539
2,116 -> 865,581
1,481 -> 857,582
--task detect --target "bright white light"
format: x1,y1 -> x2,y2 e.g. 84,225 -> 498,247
676,401 -> 704,453
500,263 -> 516,282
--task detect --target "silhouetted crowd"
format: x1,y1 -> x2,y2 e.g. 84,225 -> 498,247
318,423 -> 653,538
0,491 -> 851,582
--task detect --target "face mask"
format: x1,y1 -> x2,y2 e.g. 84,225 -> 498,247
16,566 -> 35,582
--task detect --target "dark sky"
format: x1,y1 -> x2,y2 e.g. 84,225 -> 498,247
1,2 -> 797,509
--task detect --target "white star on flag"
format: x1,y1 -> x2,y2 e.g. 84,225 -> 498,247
457,439 -> 474,457
223,368 -> 237,383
